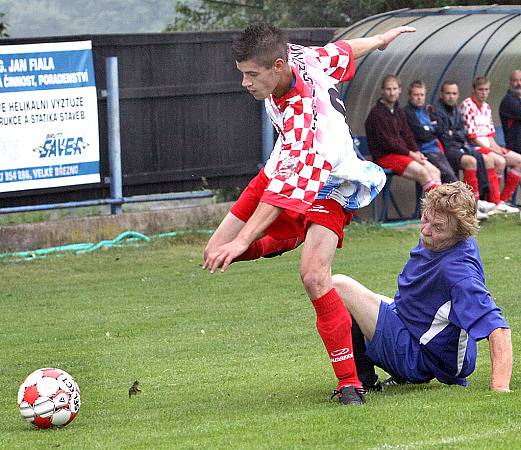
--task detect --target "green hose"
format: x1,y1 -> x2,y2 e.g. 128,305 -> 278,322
0,229 -> 214,262
0,221 -> 415,262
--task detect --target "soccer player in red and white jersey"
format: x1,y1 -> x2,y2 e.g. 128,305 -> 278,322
203,23 -> 415,405
460,76 -> 521,213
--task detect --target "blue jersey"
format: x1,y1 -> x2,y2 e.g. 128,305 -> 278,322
394,238 -> 509,385
414,107 -> 440,154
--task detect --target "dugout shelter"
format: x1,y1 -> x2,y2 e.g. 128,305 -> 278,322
337,5 -> 521,220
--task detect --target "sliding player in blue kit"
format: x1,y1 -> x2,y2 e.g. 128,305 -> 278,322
333,182 -> 512,393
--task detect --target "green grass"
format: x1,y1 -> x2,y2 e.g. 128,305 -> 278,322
1,216 -> 520,449
0,206 -> 108,226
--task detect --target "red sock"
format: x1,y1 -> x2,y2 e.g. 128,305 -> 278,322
422,181 -> 440,192
487,168 -> 501,204
500,169 -> 521,202
463,169 -> 479,200
312,288 -> 361,390
233,235 -> 302,262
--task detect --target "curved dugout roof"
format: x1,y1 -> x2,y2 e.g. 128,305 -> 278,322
336,5 -> 521,137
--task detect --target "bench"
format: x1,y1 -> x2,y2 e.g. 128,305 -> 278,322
353,135 -> 422,222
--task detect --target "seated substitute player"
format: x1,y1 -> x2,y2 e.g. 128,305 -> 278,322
431,80 -> 498,218
365,75 -> 442,193
333,182 -> 512,393
499,69 -> 521,155
404,80 -> 459,184
203,23 -> 415,405
460,76 -> 521,213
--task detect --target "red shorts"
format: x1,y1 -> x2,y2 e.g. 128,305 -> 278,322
476,146 -> 511,155
376,154 -> 414,176
230,170 -> 353,248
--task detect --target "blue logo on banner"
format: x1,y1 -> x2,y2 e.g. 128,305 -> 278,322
34,133 -> 89,158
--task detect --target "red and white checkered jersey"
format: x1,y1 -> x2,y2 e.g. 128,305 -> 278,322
262,41 -> 385,214
460,97 -> 496,145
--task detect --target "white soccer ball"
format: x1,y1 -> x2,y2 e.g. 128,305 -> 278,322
17,368 -> 81,429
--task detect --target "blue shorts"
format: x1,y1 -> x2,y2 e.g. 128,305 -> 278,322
365,301 -> 433,383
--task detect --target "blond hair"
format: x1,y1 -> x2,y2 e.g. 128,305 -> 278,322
421,182 -> 479,241
473,76 -> 489,89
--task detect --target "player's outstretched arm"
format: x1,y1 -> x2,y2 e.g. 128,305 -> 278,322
488,327 -> 512,392
344,26 -> 416,59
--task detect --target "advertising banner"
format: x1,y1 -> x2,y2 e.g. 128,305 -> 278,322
0,40 -> 100,192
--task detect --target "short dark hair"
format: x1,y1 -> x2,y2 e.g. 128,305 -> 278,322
381,74 -> 401,89
408,79 -> 426,95
440,80 -> 459,92
232,23 -> 288,68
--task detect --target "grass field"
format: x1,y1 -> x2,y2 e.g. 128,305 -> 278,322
1,216 -> 520,449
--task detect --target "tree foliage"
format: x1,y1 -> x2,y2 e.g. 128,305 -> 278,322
166,0 -> 503,32
1,0 -> 176,38
0,12 -> 9,38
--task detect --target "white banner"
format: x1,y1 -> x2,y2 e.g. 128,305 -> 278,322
0,41 -> 100,192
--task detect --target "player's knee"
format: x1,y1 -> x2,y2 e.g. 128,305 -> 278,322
494,154 -> 506,170
332,274 -> 355,296
415,166 -> 430,184
483,154 -> 494,169
300,265 -> 329,295
461,155 -> 477,169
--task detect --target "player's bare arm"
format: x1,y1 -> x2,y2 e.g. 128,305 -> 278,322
473,136 -> 511,157
203,202 -> 282,273
203,212 -> 246,262
471,136 -> 493,150
488,327 -> 512,392
345,26 -> 416,58
485,136 -> 509,155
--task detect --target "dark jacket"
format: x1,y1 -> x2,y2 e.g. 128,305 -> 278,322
365,100 -> 418,161
431,99 -> 467,152
404,102 -> 440,153
431,99 -> 489,199
499,89 -> 521,153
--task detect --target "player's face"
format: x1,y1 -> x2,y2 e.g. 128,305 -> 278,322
473,82 -> 490,103
440,84 -> 459,106
420,210 -> 458,252
409,87 -> 426,107
382,80 -> 401,105
236,58 -> 281,100
510,71 -> 521,96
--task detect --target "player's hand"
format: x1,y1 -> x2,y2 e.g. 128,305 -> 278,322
409,151 -> 425,164
203,239 -> 249,273
378,26 -> 416,50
